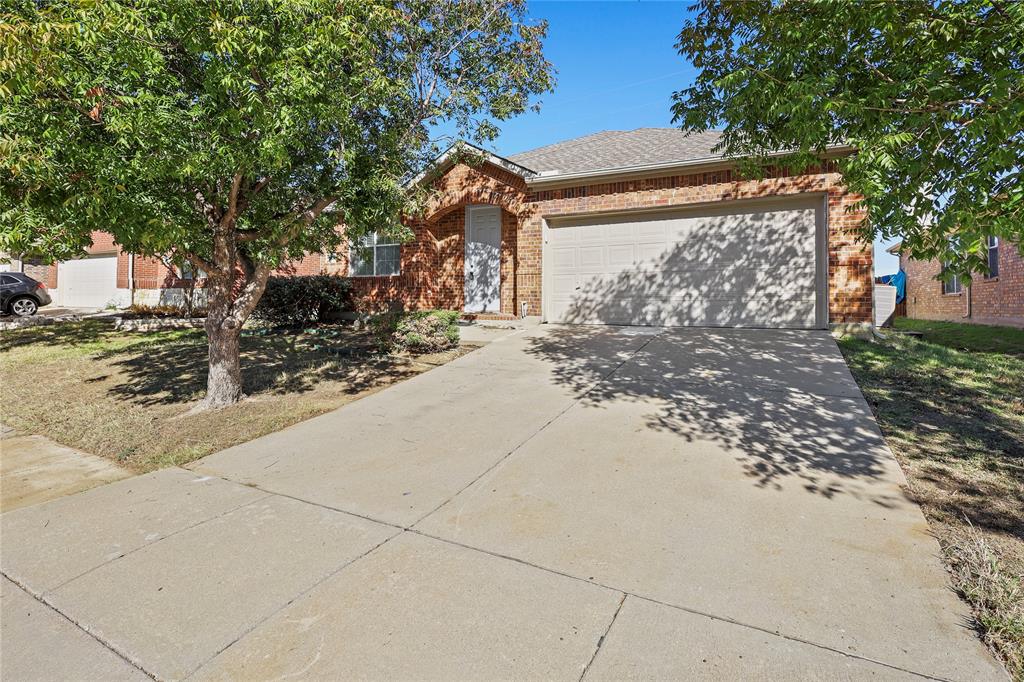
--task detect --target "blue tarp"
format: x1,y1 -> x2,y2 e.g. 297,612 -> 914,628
879,270 -> 906,303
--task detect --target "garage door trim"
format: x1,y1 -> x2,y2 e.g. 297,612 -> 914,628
541,194 -> 829,329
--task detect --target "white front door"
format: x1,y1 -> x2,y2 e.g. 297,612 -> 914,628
464,205 -> 502,312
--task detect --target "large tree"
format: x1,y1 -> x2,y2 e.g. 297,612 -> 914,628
673,0 -> 1023,279
0,0 -> 553,407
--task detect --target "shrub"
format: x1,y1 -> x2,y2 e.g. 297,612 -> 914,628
370,309 -> 460,353
252,274 -> 353,327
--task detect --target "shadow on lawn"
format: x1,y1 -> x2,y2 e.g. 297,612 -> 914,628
842,336 -> 1024,540
95,329 -> 399,407
524,324 -> 906,506
0,319 -> 125,351
1,319 -> 402,408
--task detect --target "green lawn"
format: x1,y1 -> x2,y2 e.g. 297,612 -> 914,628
838,318 -> 1023,677
0,320 -> 469,472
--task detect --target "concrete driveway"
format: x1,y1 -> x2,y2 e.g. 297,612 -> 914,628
0,326 -> 1006,681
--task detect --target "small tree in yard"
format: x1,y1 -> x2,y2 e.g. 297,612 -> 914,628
673,0 -> 1024,279
0,0 -> 553,408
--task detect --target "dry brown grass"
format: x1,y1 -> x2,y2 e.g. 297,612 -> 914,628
945,519 -> 1024,677
839,319 -> 1024,678
0,320 -> 472,471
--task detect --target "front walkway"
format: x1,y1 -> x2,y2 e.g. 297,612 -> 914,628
0,427 -> 131,513
0,326 -> 1005,680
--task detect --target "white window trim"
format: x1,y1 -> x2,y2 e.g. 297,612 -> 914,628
349,232 -> 401,277
941,266 -> 962,295
177,263 -> 205,280
985,236 -> 999,279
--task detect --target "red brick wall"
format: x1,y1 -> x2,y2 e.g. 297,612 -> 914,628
337,219 -> 436,313
345,160 -> 872,324
342,204 -> 520,316
902,240 -> 1024,328
522,164 -> 871,323
22,260 -> 57,289
971,240 -> 1024,326
901,253 -> 965,321
85,230 -> 119,255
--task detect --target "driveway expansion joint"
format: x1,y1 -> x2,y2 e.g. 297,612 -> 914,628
40,486 -> 276,597
1,571 -> 158,681
406,528 -> 952,681
182,527 -> 404,680
628,593 -> 955,682
579,593 -> 627,681
408,330 -> 663,530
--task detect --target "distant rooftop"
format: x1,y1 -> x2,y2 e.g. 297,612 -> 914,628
508,128 -> 724,176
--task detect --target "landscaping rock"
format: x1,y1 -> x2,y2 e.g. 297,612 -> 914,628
0,316 -> 54,331
113,317 -> 206,332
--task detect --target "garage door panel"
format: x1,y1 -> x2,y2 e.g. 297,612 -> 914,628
551,247 -> 576,269
605,223 -> 635,241
636,242 -> 669,263
636,222 -> 668,240
577,246 -> 604,269
551,274 -> 578,296
641,264 -> 817,285
59,255 -> 118,308
606,245 -> 635,270
667,208 -> 815,241
546,200 -> 824,329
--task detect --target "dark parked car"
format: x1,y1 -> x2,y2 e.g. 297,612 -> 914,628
0,272 -> 52,316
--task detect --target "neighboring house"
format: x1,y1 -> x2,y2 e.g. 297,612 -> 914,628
24,129 -> 874,326
5,233 -> 217,309
11,232 -> 323,309
0,252 -> 23,273
892,238 -> 1024,328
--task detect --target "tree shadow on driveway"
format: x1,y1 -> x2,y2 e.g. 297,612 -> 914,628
525,324 -> 908,507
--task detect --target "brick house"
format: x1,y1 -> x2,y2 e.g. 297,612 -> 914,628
336,129 -> 872,328
23,129 -> 873,327
893,237 -> 1024,328
15,232 -> 327,310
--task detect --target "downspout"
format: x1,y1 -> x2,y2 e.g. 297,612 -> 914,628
128,253 -> 135,306
964,283 -> 972,320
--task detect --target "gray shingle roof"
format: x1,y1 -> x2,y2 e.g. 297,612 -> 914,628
508,128 -> 724,176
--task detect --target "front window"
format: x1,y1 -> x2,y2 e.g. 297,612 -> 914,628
178,262 -> 205,280
941,263 -> 962,294
349,232 -> 400,277
986,236 -> 999,278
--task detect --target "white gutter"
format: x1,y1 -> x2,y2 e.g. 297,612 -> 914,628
525,144 -> 855,187
128,253 -> 135,306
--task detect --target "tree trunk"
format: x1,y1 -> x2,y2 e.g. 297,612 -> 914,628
189,173 -> 327,410
193,253 -> 270,411
202,318 -> 244,408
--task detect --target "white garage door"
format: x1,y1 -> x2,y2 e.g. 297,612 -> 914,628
544,197 -> 826,328
59,255 -> 118,308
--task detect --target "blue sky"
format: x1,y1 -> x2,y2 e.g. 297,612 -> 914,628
475,1 -> 899,275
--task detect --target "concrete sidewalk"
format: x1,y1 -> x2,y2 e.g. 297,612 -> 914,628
1,326 -> 1006,680
1,429 -> 131,512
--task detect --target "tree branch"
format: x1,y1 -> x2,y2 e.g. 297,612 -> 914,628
223,172 -> 244,226
186,252 -> 217,275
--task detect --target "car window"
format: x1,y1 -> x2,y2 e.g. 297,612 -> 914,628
1,275 -> 18,285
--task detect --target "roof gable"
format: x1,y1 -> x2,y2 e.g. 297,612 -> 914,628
409,142 -> 536,187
